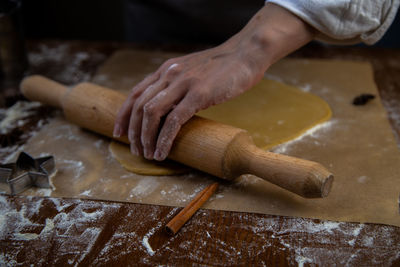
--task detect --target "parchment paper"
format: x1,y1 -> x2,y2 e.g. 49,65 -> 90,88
6,50 -> 400,227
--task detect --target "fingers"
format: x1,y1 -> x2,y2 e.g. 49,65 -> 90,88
120,60 -> 186,159
115,58 -> 201,161
128,80 -> 169,156
113,72 -> 160,137
141,82 -> 188,160
154,95 -> 197,161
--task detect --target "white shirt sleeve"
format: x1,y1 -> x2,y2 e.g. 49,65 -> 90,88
266,0 -> 400,45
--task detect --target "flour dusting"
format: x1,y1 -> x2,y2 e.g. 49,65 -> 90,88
273,120 -> 336,154
0,195 -> 125,265
0,101 -> 41,134
129,178 -> 160,199
1,195 -> 399,265
80,189 -> 92,197
296,255 -> 313,267
0,144 -> 25,164
60,159 -> 85,179
382,97 -> 400,146
299,84 -> 312,92
245,216 -> 400,266
142,221 -> 163,256
28,44 -> 104,84
357,176 -> 368,183
142,236 -> 155,256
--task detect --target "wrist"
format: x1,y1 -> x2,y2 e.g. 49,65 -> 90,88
233,3 -> 315,71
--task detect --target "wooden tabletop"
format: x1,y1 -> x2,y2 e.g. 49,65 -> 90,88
0,40 -> 399,266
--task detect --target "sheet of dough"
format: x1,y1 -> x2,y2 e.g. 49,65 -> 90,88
197,79 -> 331,149
6,50 -> 400,227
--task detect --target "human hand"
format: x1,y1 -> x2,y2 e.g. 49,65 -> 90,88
113,42 -> 268,161
113,3 -> 315,161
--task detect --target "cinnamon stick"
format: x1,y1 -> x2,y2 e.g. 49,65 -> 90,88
166,182 -> 219,235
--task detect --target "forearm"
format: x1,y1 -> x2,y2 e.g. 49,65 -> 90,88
225,3 -> 315,73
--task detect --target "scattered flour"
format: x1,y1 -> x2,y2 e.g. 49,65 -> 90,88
60,159 -> 85,179
299,84 -> 312,92
161,182 -> 205,203
296,255 -> 313,267
13,232 -> 39,240
0,195 -> 125,265
357,176 -> 368,183
77,227 -> 102,263
0,101 -> 41,134
264,73 -> 284,83
0,144 -> 24,164
206,231 -> 211,238
35,188 -> 53,197
50,198 -> 73,213
142,236 -> 155,256
1,194 -> 398,265
141,207 -> 180,258
28,44 -> 103,84
273,120 -> 336,154
94,139 -> 104,149
41,218 -> 55,234
246,216 -> 400,266
142,221 -> 163,256
80,189 -> 92,197
382,98 -> 400,147
129,178 -> 160,199
81,209 -> 105,221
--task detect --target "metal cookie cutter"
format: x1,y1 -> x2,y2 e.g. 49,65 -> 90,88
0,152 -> 55,195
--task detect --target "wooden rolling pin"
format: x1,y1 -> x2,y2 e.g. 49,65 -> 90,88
20,75 -> 333,198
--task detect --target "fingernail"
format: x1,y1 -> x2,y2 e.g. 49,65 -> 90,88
130,144 -> 139,156
113,124 -> 121,138
143,148 -> 150,159
154,149 -> 165,161
143,148 -> 153,160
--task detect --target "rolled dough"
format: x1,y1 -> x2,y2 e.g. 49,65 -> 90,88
109,141 -> 189,175
197,79 -> 332,149
110,78 -> 331,175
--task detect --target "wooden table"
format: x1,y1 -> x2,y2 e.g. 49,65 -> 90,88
0,40 -> 399,266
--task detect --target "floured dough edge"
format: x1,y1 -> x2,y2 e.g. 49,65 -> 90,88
264,93 -> 332,150
109,141 -> 190,176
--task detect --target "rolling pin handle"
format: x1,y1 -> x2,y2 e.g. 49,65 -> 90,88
225,133 -> 334,198
20,75 -> 68,108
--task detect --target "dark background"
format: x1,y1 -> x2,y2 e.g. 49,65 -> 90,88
21,0 -> 125,42
19,0 -> 400,47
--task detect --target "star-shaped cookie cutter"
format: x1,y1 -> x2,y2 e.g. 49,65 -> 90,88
0,152 -> 55,195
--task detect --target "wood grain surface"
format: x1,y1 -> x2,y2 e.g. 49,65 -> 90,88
1,40 -> 399,266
